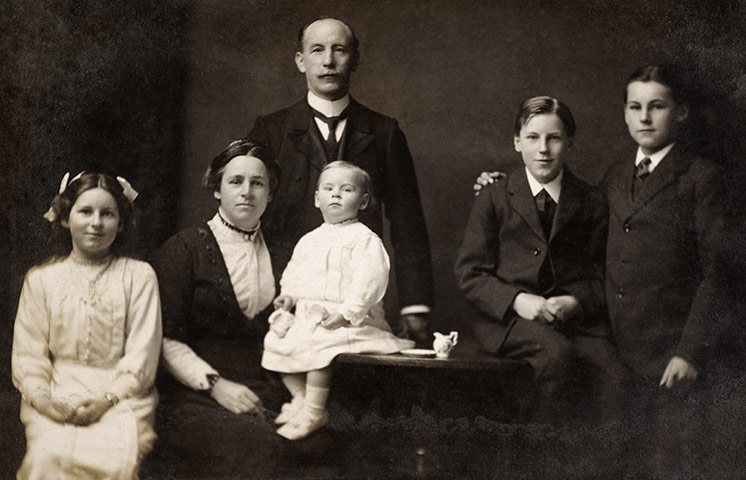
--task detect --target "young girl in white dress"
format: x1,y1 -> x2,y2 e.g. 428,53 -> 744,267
11,173 -> 162,480
262,161 -> 414,440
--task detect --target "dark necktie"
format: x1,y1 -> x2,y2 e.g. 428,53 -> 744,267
535,189 -> 556,238
311,107 -> 349,161
636,157 -> 652,182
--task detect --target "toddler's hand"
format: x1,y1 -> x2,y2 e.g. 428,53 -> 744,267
268,309 -> 295,338
273,294 -> 295,311
320,312 -> 347,330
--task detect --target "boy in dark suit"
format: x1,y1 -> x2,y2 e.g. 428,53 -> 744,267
602,65 -> 729,476
455,97 -> 627,425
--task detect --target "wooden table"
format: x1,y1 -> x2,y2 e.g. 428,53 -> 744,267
331,351 -> 536,478
332,350 -> 535,422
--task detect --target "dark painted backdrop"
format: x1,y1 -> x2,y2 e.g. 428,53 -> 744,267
2,0 -> 745,476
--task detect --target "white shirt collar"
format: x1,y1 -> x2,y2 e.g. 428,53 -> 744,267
307,91 -> 350,117
525,167 -> 563,203
636,142 -> 675,174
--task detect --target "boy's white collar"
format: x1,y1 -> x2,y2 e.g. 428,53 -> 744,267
636,142 -> 676,173
525,167 -> 563,203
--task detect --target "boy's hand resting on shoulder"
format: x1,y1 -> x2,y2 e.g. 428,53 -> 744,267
660,356 -> 699,389
473,171 -> 506,196
210,377 -> 263,415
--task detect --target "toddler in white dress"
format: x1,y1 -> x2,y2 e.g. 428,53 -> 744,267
262,161 -> 414,440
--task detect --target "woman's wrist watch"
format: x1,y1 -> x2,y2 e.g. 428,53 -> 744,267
206,373 -> 220,391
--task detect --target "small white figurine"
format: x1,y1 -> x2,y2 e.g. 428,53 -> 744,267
433,331 -> 458,358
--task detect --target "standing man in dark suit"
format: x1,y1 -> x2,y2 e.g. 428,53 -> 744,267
248,17 -> 433,341
455,97 -> 628,425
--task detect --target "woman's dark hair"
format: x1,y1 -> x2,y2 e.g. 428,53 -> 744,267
624,64 -> 689,105
203,139 -> 281,195
46,173 -> 135,258
514,96 -> 577,139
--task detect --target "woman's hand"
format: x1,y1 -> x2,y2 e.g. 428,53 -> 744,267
33,396 -> 75,423
320,312 -> 347,330
210,378 -> 263,415
68,398 -> 113,426
273,294 -> 295,311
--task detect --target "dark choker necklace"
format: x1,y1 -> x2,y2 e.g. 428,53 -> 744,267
217,211 -> 258,239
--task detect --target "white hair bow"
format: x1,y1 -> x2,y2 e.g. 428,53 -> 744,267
43,172 -> 139,222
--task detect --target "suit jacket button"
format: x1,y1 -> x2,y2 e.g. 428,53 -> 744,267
533,248 -> 541,256
623,223 -> 631,233
616,289 -> 624,298
211,259 -> 217,265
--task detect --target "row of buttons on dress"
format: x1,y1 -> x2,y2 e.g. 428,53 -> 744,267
201,230 -> 236,337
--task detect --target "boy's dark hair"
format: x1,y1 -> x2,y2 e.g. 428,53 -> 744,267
46,173 -> 135,258
203,138 -> 281,195
514,96 -> 577,139
624,64 -> 690,105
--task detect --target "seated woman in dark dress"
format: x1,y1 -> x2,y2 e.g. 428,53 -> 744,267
150,139 -> 295,478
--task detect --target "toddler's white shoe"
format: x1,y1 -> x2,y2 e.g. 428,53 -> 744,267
276,408 -> 327,441
274,396 -> 304,425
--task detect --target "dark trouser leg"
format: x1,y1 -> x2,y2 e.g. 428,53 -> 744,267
642,382 -> 704,479
570,335 -> 631,424
498,318 -> 574,425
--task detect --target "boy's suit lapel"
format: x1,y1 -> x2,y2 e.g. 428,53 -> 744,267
549,168 -> 581,242
507,170 -> 546,242
630,145 -> 690,214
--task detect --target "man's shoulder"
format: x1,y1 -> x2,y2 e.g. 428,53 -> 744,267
255,98 -> 308,123
348,99 -> 398,128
